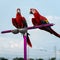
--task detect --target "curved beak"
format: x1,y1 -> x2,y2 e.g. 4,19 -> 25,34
17,8 -> 21,13
30,10 -> 33,14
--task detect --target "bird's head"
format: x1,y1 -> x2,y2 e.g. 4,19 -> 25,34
17,8 -> 21,13
30,8 -> 38,14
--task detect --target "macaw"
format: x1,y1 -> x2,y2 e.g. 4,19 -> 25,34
12,8 -> 32,47
30,8 -> 60,38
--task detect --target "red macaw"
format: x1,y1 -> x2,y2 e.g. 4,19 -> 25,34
30,8 -> 60,38
12,8 -> 32,47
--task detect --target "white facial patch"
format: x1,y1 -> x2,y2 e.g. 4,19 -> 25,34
32,9 -> 36,14
17,10 -> 20,13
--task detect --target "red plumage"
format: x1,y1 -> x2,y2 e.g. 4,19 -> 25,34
12,8 -> 32,47
30,8 -> 60,38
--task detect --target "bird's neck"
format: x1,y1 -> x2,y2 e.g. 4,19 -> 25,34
34,12 -> 40,20
16,13 -> 22,18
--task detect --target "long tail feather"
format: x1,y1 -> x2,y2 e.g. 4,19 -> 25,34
27,34 -> 32,47
43,27 -> 60,38
40,27 -> 60,38
49,28 -> 60,38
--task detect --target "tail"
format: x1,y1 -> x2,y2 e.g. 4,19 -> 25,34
27,33 -> 32,47
49,28 -> 60,38
44,27 -> 60,38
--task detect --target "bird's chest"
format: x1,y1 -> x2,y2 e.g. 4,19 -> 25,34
16,17 -> 23,27
16,16 -> 22,23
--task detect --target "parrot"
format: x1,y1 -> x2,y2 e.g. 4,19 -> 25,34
30,8 -> 60,38
12,8 -> 32,47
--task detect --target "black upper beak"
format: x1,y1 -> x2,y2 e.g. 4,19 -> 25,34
30,11 -> 33,14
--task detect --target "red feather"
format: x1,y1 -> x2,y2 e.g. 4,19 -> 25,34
30,8 -> 60,38
12,9 -> 32,47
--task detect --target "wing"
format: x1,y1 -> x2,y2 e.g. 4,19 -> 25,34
22,17 -> 28,27
40,19 -> 49,24
40,16 -> 49,24
12,18 -> 18,28
32,18 -> 38,25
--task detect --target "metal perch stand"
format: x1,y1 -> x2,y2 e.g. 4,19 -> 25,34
1,23 -> 54,60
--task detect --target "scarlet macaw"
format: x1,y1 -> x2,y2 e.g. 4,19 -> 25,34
30,8 -> 60,38
12,8 -> 32,47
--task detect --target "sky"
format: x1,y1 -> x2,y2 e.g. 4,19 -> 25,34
0,0 -> 60,60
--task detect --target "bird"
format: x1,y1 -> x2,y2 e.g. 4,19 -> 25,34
30,8 -> 60,38
12,8 -> 32,47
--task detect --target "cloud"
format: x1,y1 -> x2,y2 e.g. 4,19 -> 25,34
46,16 -> 60,23
0,15 -> 60,58
0,37 -> 24,52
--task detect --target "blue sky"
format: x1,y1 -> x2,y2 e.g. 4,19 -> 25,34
0,0 -> 60,59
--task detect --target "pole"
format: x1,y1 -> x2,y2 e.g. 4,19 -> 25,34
23,33 -> 27,60
54,46 -> 56,60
